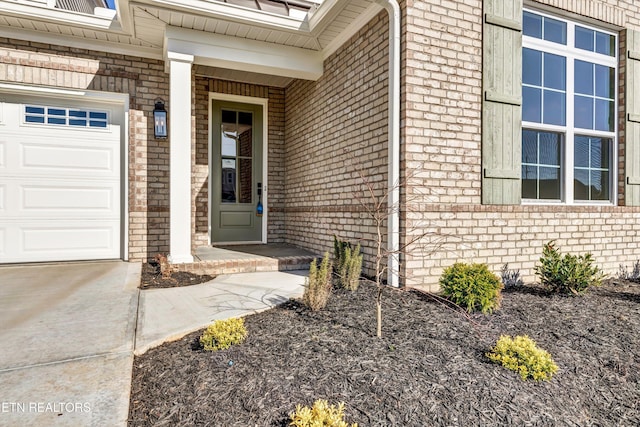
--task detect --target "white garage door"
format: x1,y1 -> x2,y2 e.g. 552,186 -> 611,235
0,93 -> 123,263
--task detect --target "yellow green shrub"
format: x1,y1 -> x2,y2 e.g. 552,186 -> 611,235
290,400 -> 357,427
487,335 -> 558,381
302,252 -> 332,311
199,317 -> 247,352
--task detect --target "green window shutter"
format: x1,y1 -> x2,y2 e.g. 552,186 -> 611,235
626,29 -> 640,206
482,0 -> 523,205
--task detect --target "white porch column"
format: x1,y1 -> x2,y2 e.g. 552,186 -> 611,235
168,51 -> 194,264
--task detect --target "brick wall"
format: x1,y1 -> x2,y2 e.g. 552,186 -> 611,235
0,38 -> 170,261
284,12 -> 390,274
401,0 -> 640,290
192,74 -> 286,247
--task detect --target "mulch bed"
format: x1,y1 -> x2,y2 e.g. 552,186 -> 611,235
139,261 -> 215,289
128,279 -> 640,426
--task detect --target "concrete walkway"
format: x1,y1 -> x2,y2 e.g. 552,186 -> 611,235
0,261 -> 140,427
135,270 -> 307,354
0,262 -> 306,426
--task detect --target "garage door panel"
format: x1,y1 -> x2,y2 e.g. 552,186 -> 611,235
22,184 -> 117,213
1,179 -> 119,218
0,140 -> 5,169
21,143 -> 115,175
0,221 -> 119,262
22,223 -> 117,252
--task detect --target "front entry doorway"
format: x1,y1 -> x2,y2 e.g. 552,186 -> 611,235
211,100 -> 264,243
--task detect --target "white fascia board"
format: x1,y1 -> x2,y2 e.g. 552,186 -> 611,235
116,0 -> 135,35
165,26 -> 323,80
0,26 -> 163,60
137,0 -> 309,32
0,0 -> 119,30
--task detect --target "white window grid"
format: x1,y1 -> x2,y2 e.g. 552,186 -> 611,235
23,105 -> 109,129
522,8 -> 618,205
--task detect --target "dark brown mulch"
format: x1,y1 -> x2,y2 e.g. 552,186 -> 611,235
128,279 -> 640,426
139,261 -> 215,289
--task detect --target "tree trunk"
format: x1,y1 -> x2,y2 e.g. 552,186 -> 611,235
376,293 -> 382,338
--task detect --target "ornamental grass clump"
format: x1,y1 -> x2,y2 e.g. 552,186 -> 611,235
289,400 -> 358,427
199,317 -> 247,352
439,262 -> 503,313
333,236 -> 363,291
487,335 -> 559,381
534,241 -> 604,295
303,252 -> 332,311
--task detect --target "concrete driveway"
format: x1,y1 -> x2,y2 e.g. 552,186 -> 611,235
0,261 -> 140,427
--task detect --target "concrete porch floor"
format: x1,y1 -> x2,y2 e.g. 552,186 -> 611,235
173,243 -> 320,276
194,243 -> 318,261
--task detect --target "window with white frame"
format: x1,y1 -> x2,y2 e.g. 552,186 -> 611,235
522,10 -> 617,203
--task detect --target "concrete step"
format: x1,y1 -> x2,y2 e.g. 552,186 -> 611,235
169,244 -> 319,276
171,255 -> 315,276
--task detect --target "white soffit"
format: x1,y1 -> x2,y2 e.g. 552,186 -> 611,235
165,25 -> 323,80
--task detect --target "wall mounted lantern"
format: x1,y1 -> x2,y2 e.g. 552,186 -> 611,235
153,100 -> 167,139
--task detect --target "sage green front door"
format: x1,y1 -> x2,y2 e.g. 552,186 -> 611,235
211,101 -> 263,242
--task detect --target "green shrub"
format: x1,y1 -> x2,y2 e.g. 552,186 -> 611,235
439,263 -> 503,313
534,241 -> 604,295
303,252 -> 332,311
290,400 -> 358,427
487,335 -> 559,381
333,236 -> 363,291
199,317 -> 247,352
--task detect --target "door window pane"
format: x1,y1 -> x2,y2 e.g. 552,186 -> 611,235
238,120 -> 253,158
221,159 -> 236,203
238,158 -> 252,204
221,110 -> 237,157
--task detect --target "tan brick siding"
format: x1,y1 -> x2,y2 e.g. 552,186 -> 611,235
402,0 -> 640,290
0,38 -> 169,262
284,12 -> 390,274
